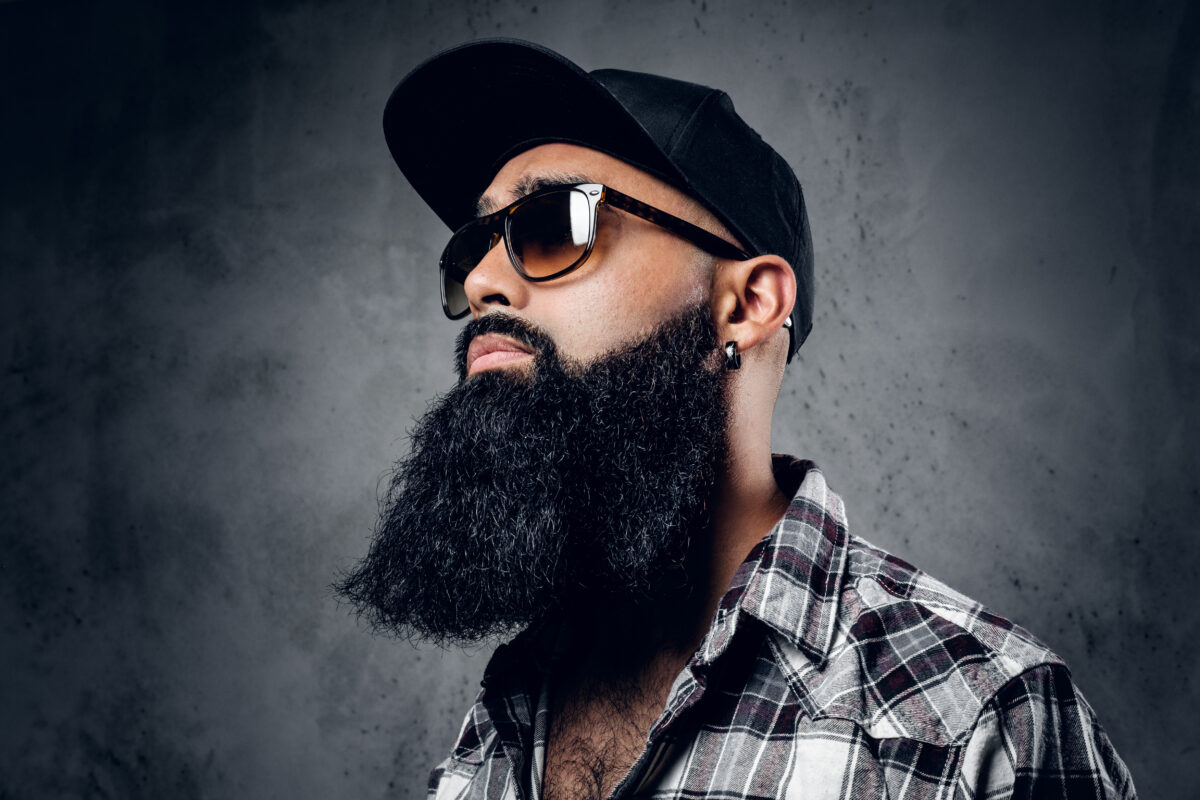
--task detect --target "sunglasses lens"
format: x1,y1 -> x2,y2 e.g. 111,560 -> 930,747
439,188 -> 594,318
508,189 -> 592,278
441,223 -> 496,317
442,267 -> 469,318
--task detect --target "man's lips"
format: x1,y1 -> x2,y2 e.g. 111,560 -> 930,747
466,333 -> 535,375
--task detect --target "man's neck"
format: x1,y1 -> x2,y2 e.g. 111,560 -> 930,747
705,448 -> 793,625
562,450 -> 791,676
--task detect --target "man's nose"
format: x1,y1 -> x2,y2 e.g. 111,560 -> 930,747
463,236 -> 529,317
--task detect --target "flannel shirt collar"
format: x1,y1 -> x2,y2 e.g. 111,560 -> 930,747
694,456 -> 849,670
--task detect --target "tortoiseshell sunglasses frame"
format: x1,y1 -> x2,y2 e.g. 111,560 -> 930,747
439,182 -> 750,320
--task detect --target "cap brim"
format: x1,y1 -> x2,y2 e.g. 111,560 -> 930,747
383,38 -> 683,232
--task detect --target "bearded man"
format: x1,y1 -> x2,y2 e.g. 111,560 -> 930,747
338,39 -> 1135,800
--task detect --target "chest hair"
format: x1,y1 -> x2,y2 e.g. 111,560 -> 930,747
542,666 -> 674,800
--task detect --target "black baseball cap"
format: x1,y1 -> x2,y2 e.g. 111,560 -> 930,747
383,38 -> 814,360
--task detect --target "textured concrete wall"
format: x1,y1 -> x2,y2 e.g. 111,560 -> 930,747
2,1 -> 1196,798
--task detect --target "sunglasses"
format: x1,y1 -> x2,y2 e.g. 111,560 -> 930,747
439,182 -> 750,319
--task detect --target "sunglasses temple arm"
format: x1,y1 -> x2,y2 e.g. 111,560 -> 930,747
602,187 -> 749,261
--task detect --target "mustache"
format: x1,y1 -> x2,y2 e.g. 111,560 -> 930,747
453,313 -> 559,380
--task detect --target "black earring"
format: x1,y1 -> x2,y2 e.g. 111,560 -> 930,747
724,341 -> 741,370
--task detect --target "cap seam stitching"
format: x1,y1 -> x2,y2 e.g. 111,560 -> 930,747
667,90 -> 762,261
664,89 -> 721,158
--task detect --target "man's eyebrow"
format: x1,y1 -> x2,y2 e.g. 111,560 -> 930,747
474,173 -> 593,217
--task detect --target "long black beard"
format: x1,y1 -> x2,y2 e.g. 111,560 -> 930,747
335,305 -> 729,646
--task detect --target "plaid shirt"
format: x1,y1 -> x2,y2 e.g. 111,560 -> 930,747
428,458 -> 1136,799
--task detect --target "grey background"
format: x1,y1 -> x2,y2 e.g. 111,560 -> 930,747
2,0 -> 1197,797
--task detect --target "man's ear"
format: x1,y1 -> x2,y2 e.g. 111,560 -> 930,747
711,254 -> 797,355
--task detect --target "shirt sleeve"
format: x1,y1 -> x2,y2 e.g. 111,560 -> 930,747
955,662 -> 1137,799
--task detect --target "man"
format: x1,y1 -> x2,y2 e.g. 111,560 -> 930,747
339,39 -> 1135,799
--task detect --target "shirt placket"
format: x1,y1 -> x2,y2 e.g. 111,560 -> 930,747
479,663 -> 538,800
606,660 -> 713,799
605,575 -> 756,797
485,702 -> 534,800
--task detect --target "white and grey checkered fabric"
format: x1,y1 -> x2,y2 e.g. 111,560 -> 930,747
428,458 -> 1136,799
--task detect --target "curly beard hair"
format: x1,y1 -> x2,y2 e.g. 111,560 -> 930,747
335,304 -> 729,645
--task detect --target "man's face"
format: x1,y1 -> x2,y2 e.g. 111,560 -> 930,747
463,143 -> 732,365
334,147 -> 737,644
